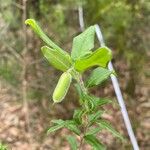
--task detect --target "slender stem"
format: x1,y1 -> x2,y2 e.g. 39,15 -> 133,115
79,120 -> 89,150
78,75 -> 87,94
73,71 -> 89,149
22,0 -> 32,145
73,70 -> 87,94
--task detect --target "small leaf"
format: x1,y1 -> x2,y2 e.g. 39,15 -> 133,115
65,121 -> 81,135
66,124 -> 80,135
83,95 -> 112,111
74,83 -> 84,104
41,46 -> 72,71
97,120 -> 124,140
74,46 -> 112,72
88,110 -> 104,126
84,135 -> 106,150
91,96 -> 112,107
74,83 -> 84,99
51,119 -> 65,125
71,26 -> 95,60
86,67 -> 112,87
25,19 -> 64,52
85,127 -> 101,136
84,94 -> 96,112
73,109 -> 84,125
47,124 -> 64,134
66,135 -> 78,150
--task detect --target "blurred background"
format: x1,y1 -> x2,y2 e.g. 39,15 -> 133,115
0,0 -> 149,149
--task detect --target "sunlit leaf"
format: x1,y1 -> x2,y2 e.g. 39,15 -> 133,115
74,46 -> 112,72
71,26 -> 95,60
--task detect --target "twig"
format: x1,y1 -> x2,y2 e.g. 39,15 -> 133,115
75,74 -> 89,150
21,0 -> 31,143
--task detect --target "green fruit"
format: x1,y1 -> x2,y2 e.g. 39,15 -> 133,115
53,72 -> 72,103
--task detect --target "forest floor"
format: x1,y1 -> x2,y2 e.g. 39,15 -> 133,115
0,60 -> 149,150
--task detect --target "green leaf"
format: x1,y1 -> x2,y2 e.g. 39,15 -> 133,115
65,121 -> 81,135
84,94 -> 96,112
0,143 -> 8,150
91,96 -> 112,107
25,19 -> 64,52
74,83 -> 84,99
74,46 -> 112,72
85,127 -> 102,136
83,95 -> 112,111
47,124 -> 64,134
88,110 -> 104,125
97,120 -> 124,140
71,26 -> 95,60
86,67 -> 112,87
84,135 -> 106,150
73,109 -> 84,125
51,119 -> 65,125
66,135 -> 78,150
41,46 -> 72,71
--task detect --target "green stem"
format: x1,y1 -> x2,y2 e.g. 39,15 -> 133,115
78,74 -> 88,94
72,71 -> 89,149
